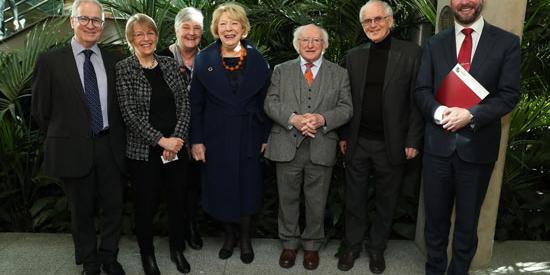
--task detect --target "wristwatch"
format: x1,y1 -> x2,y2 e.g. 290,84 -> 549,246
469,114 -> 476,129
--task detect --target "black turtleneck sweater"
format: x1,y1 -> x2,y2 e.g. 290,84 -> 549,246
359,33 -> 392,140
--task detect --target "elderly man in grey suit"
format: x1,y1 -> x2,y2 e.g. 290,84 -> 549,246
264,23 -> 353,271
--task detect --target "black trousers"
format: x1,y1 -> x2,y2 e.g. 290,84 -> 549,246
423,152 -> 494,275
344,137 -> 405,253
185,159 -> 201,224
63,133 -> 124,268
129,146 -> 188,254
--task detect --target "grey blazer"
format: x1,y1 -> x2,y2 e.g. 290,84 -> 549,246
264,57 -> 353,166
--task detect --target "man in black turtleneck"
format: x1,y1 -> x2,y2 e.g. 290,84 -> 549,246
337,0 -> 424,273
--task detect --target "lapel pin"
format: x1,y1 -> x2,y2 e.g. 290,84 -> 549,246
208,66 -> 213,72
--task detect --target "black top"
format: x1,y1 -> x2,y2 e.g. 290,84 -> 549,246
223,57 -> 246,94
143,66 -> 177,137
158,47 -> 193,88
359,33 -> 392,140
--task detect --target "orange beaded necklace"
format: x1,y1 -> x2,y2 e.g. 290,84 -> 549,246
221,45 -> 247,72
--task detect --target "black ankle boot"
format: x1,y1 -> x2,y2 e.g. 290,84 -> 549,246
240,237 -> 254,264
140,254 -> 161,275
218,223 -> 237,259
239,215 -> 254,264
170,250 -> 191,273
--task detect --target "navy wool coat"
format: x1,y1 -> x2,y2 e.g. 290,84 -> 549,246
190,40 -> 270,222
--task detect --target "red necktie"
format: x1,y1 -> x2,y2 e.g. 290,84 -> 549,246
458,28 -> 473,71
304,63 -> 314,87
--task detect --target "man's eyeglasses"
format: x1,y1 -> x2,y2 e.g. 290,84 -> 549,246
361,16 -> 389,26
75,16 -> 104,27
299,37 -> 323,45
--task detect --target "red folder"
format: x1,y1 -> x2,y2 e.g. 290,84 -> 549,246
436,64 -> 488,108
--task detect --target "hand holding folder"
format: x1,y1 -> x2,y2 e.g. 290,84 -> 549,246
436,64 -> 489,108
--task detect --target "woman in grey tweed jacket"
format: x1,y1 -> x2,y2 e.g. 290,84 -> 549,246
115,13 -> 191,274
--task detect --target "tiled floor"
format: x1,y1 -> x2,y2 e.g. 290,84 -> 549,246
0,233 -> 548,274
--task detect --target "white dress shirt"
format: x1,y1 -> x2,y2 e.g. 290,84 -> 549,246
433,16 -> 485,124
71,37 -> 109,129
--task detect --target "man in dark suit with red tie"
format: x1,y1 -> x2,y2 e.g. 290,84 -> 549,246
31,1 -> 126,274
415,0 -> 520,274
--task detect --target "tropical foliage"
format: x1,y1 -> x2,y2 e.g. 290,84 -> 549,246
0,17 -> 71,232
494,0 -> 550,240
0,0 -> 548,242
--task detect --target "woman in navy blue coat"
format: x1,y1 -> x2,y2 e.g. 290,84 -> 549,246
189,3 -> 270,264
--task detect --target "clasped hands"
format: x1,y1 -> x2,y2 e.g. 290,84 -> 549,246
441,107 -> 472,132
192,143 -> 267,163
339,140 -> 418,159
158,137 -> 184,161
290,113 -> 325,138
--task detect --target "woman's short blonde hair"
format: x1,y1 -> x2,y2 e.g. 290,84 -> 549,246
210,2 -> 250,39
125,13 -> 158,52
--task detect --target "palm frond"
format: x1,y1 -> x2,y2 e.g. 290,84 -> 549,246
0,17 -> 69,123
405,0 -> 436,26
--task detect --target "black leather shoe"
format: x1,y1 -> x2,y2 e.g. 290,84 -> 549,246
140,254 -> 161,275
239,239 -> 254,264
102,260 -> 125,275
82,263 -> 100,275
81,269 -> 100,275
218,245 -> 235,259
337,250 -> 359,271
171,250 -> 191,273
368,252 -> 386,274
185,222 -> 203,250
218,238 -> 237,259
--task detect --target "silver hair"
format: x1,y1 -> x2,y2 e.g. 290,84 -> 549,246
292,24 -> 329,54
71,0 -> 104,20
174,7 -> 204,32
359,0 -> 393,22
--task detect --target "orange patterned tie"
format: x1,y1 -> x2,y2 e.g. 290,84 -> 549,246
304,62 -> 314,87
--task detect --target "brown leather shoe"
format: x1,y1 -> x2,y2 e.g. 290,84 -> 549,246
279,249 -> 297,268
303,250 -> 319,270
368,252 -> 386,274
337,250 -> 359,271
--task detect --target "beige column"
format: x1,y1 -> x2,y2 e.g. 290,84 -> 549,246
414,0 -> 527,269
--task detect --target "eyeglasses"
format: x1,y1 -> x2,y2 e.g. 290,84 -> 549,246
74,16 -> 104,27
133,31 -> 157,39
299,37 -> 323,45
361,16 -> 389,26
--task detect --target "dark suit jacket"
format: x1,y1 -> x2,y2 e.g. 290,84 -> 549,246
342,37 -> 424,165
31,45 -> 126,177
415,22 -> 521,164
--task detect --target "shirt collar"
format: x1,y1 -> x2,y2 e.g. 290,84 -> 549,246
454,16 -> 484,36
71,37 -> 101,56
300,55 -> 323,68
